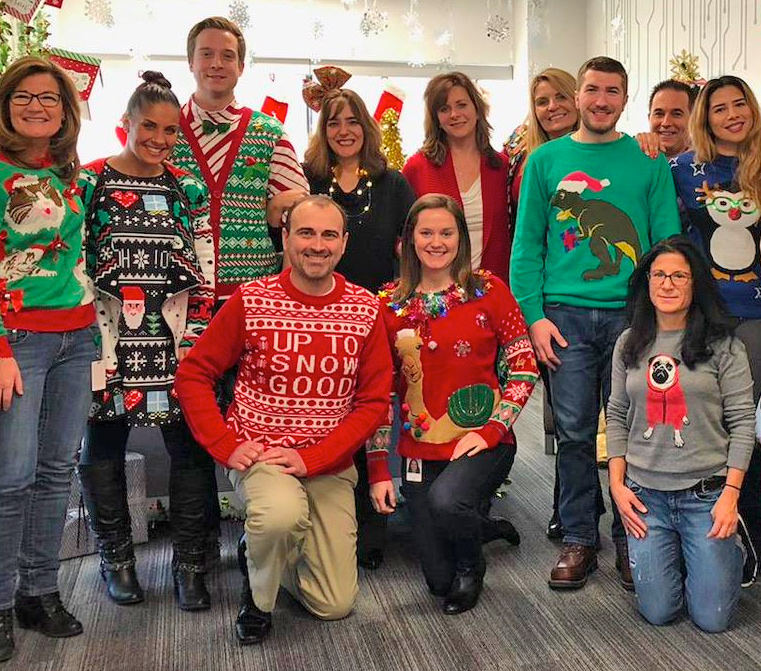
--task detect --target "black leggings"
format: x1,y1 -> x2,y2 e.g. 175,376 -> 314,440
401,442 -> 516,595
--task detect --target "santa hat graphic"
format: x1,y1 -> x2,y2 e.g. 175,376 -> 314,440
120,286 -> 145,302
556,171 -> 610,194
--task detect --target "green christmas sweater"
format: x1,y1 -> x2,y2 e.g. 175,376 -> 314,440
172,101 -> 308,299
0,158 -> 94,357
510,134 -> 681,326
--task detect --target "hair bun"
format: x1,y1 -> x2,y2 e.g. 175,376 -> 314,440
140,70 -> 172,89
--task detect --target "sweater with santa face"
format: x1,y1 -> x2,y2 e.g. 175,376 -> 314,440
511,134 -> 681,326
606,328 -> 755,490
671,151 -> 761,319
174,268 -> 393,477
0,159 -> 95,357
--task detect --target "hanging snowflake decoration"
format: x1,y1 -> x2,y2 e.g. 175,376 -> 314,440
409,23 -> 424,43
435,30 -> 453,47
610,16 -> 625,43
360,8 -> 388,37
437,55 -> 454,71
84,0 -> 114,27
402,9 -> 419,27
485,14 -> 510,43
228,0 -> 250,31
312,18 -> 325,41
342,0 -> 358,8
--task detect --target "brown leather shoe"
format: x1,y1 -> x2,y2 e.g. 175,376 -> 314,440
614,539 -> 635,591
548,544 -> 598,589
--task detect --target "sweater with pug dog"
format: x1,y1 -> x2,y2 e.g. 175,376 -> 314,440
606,328 -> 755,490
0,158 -> 94,357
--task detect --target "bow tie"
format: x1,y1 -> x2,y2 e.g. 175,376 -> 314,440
202,120 -> 231,135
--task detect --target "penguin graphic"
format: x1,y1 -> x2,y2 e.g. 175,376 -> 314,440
696,180 -> 760,282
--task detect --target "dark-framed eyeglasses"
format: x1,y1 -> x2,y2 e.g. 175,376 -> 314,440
647,270 -> 692,287
10,91 -> 62,108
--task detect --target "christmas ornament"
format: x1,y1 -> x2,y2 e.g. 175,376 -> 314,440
610,16 -> 625,43
379,109 -> 405,171
435,30 -> 452,47
2,0 -> 44,22
669,49 -> 704,85
84,0 -> 113,27
312,17 -> 325,40
485,14 -> 510,43
48,48 -> 102,101
228,0 -> 250,30
359,6 -> 388,37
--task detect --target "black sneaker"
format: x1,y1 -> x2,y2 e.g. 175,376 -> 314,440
738,514 -> 758,588
14,592 -> 83,638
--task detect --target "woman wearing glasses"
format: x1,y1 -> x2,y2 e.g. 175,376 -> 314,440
606,236 -> 755,632
0,57 -> 94,663
670,77 -> 761,583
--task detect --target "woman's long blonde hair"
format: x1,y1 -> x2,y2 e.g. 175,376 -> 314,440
0,56 -> 81,181
525,67 -> 578,155
690,75 -> 761,208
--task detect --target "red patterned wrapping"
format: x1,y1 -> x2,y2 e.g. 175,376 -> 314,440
261,96 -> 288,123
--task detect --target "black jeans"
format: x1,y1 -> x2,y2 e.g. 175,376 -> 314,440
401,442 -> 516,595
80,418 -> 217,555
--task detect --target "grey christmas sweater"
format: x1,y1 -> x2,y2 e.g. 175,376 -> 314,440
607,328 -> 755,490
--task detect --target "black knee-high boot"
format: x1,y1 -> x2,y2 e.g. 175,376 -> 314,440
169,446 -> 213,612
77,461 -> 144,605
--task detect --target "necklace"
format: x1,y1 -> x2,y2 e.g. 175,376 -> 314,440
378,272 -> 491,346
328,166 -> 373,222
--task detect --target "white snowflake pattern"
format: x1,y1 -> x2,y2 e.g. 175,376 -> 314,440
133,249 -> 150,270
153,351 -> 167,369
126,352 -> 147,372
505,382 -> 533,402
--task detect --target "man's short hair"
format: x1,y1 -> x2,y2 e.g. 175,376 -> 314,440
284,195 -> 347,234
577,56 -> 628,95
648,79 -> 698,112
186,16 -> 246,66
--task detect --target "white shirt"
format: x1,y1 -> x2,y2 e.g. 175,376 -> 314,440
461,176 -> 484,270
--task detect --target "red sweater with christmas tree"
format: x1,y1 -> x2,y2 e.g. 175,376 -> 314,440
174,268 -> 392,476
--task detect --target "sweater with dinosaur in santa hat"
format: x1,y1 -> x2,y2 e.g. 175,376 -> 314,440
0,158 -> 94,357
510,134 -> 681,326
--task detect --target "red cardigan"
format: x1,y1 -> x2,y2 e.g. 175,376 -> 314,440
402,150 -> 511,282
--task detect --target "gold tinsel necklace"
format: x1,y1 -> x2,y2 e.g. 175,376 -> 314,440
328,165 -> 373,222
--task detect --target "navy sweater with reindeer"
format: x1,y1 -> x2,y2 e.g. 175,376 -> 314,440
511,134 -> 681,326
606,328 -> 755,490
671,151 -> 761,319
0,158 -> 94,357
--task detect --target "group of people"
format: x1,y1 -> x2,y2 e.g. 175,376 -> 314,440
0,13 -> 760,664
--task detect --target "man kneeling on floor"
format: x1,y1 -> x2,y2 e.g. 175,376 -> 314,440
175,195 -> 392,644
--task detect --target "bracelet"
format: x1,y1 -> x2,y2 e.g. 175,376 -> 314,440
724,483 -> 742,492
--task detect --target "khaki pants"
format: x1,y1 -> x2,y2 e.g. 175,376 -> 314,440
230,462 -> 358,620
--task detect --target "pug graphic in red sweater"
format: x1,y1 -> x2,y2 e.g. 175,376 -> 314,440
643,354 -> 690,447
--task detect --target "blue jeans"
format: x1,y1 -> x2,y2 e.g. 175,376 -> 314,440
626,478 -> 743,632
0,327 -> 96,608
545,304 -> 627,546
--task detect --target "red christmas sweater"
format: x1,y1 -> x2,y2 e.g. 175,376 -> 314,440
174,268 -> 392,476
367,272 -> 538,484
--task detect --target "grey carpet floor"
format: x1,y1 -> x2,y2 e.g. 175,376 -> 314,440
6,384 -> 761,671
